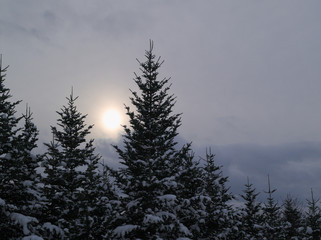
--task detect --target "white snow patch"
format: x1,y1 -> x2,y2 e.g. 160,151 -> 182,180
158,194 -> 176,202
23,180 -> 33,187
306,226 -> 313,234
43,222 -> 64,236
0,197 -> 5,206
143,214 -> 163,224
10,212 -> 38,235
179,223 -> 191,236
114,225 -> 139,237
22,235 -> 43,240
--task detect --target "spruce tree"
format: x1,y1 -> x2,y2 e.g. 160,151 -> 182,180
239,177 -> 263,239
281,195 -> 304,239
14,106 -> 42,215
199,149 -> 235,239
0,57 -> 21,237
262,175 -> 282,239
175,148 -> 204,238
0,57 -> 42,239
305,189 -> 321,240
42,91 -> 106,239
78,146 -> 115,239
0,57 -> 22,156
40,136 -> 65,239
0,57 -> 22,203
100,163 -> 120,239
113,41 -> 191,239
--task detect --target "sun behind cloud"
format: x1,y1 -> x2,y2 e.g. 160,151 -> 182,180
103,109 -> 121,131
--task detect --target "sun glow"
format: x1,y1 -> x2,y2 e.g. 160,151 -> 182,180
103,109 -> 121,131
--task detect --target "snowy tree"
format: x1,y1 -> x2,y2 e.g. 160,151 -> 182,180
41,91 -> 107,239
0,58 -> 22,157
305,189 -> 321,240
281,195 -> 304,239
198,149 -> 236,239
239,177 -> 263,239
78,152 -> 116,239
175,148 -> 204,238
113,41 -> 191,239
262,175 -> 282,239
0,57 -> 22,204
41,135 -> 65,234
13,106 -> 42,216
0,57 -> 43,239
99,163 -> 121,239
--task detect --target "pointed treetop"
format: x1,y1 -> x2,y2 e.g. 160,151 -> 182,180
265,174 -> 276,196
24,103 -> 31,117
0,54 -> 9,80
71,86 -> 74,99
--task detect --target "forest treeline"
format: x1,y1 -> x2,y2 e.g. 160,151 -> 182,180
1,43 -> 321,240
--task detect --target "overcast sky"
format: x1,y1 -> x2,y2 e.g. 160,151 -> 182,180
1,0 -> 321,202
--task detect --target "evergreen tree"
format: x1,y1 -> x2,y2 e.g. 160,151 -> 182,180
78,148 -> 115,239
0,57 -> 22,156
262,175 -> 282,239
175,148 -> 204,239
281,195 -> 304,239
239,177 -> 263,239
113,41 -> 191,239
40,136 -> 65,239
305,189 -> 321,240
42,91 -> 106,239
0,57 -> 22,204
199,149 -> 236,239
14,106 -> 42,215
41,134 -> 65,228
100,163 -> 121,239
0,57 -> 42,239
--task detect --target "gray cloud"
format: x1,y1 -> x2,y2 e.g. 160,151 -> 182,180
96,135 -> 321,202
199,142 -> 321,202
2,0 -> 321,204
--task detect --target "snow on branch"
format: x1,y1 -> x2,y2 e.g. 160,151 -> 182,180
113,224 -> 139,238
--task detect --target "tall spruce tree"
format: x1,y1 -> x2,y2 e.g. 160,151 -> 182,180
0,56 -> 24,239
42,91 -> 106,239
113,41 -> 191,239
0,57 -> 22,201
0,57 -> 42,239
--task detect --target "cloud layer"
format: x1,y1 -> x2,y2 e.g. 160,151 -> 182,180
2,0 -> 321,202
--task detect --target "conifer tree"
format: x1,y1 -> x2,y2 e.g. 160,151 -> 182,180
0,57 -> 42,239
199,149 -> 236,239
262,175 -> 282,239
113,41 -> 191,239
175,148 -> 204,238
14,106 -> 42,215
100,163 -> 121,239
78,148 -> 115,239
305,189 -> 321,240
281,195 -> 304,239
0,57 -> 22,203
42,91 -> 106,239
0,58 -> 22,156
239,177 -> 263,239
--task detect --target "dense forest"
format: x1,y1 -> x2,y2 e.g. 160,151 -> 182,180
1,43 -> 321,240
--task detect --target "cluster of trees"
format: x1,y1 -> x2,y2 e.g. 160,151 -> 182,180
0,44 -> 321,240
